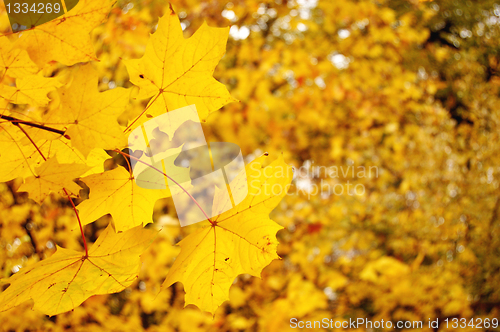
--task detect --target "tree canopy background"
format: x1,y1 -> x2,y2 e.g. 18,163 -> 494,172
1,0 -> 500,330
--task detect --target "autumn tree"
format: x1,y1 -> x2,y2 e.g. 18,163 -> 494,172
1,0 -> 500,331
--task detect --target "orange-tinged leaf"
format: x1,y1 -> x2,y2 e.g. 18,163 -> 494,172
77,166 -> 170,232
161,154 -> 293,314
0,223 -> 156,316
18,157 -> 89,204
124,7 -> 237,133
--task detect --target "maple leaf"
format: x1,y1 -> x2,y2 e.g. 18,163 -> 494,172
0,0 -> 115,66
77,166 -> 170,232
0,105 -> 111,183
0,118 -> 110,182
40,141 -> 111,178
43,64 -> 129,157
18,157 -> 89,204
0,122 -> 45,182
161,154 -> 293,314
0,75 -> 62,106
124,6 -> 237,133
0,223 -> 156,316
0,38 -> 38,79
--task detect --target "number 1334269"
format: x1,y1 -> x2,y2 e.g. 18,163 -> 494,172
444,318 -> 498,329
5,2 -> 61,14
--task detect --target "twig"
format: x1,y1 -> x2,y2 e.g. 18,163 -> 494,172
0,114 -> 68,138
115,149 -> 215,226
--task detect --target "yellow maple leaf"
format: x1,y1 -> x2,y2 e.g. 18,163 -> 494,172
40,141 -> 111,178
0,38 -> 38,79
77,166 -> 170,232
124,6 -> 237,133
0,122 -> 45,182
0,118 -> 109,182
0,0 -> 115,66
18,157 -> 89,204
43,64 -> 129,157
162,154 -> 293,314
0,223 -> 156,316
0,75 -> 62,105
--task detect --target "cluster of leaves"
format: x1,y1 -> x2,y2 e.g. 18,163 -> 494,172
1,0 -> 500,330
206,0 -> 500,329
0,0 -> 293,322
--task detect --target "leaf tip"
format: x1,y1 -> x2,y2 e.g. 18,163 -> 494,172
168,2 -> 175,14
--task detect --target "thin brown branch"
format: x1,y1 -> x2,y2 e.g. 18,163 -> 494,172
0,114 -> 68,138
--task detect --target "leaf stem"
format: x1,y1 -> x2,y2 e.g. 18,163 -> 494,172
15,123 -> 88,255
123,93 -> 162,134
15,123 -> 47,162
63,188 -> 89,256
115,149 -> 215,226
